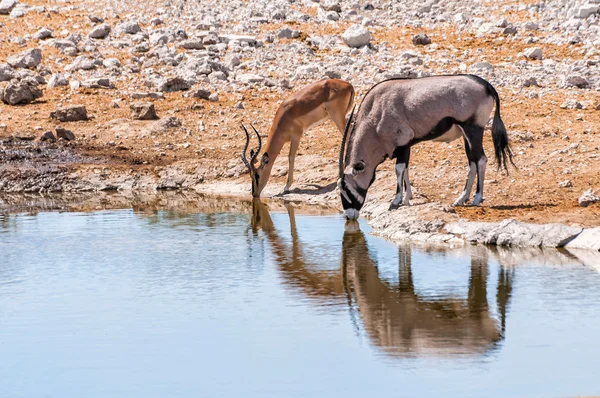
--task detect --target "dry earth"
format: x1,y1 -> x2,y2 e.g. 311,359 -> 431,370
0,0 -> 599,228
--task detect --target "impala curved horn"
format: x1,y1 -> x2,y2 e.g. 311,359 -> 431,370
240,123 -> 253,171
250,124 -> 263,165
339,105 -> 356,179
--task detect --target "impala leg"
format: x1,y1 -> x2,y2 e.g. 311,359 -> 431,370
454,124 -> 485,206
284,136 -> 300,194
390,146 -> 410,210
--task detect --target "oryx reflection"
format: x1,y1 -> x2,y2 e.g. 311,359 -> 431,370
250,199 -> 514,358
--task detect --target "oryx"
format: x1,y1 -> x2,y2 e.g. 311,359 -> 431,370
338,74 -> 513,220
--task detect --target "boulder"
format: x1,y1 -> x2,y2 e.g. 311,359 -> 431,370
50,105 -> 88,122
7,48 -> 42,69
574,4 -> 599,18
565,228 -> 600,251
277,27 -> 300,39
236,74 -> 264,84
579,188 -> 599,207
88,23 -> 111,39
39,131 -> 56,142
33,28 -> 52,40
565,75 -> 589,88
178,39 -> 204,50
82,78 -> 115,89
0,0 -> 16,14
412,33 -> 431,45
47,73 -> 68,88
116,21 -> 141,35
0,63 -> 15,82
66,55 -> 96,71
0,78 -> 43,105
154,77 -> 191,92
523,47 -> 543,60
341,24 -> 371,48
55,126 -> 75,141
130,102 -> 158,120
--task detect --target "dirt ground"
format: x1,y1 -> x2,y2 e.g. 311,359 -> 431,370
1,0 -> 599,227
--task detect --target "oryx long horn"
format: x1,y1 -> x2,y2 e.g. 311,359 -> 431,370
240,123 -> 252,170
339,105 -> 356,178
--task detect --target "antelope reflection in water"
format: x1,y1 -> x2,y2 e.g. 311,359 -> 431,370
250,199 -> 514,358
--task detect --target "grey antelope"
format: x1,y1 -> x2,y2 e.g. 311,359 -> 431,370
338,74 -> 513,220
241,79 -> 355,197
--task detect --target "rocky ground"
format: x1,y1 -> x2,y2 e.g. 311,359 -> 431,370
0,0 -> 599,245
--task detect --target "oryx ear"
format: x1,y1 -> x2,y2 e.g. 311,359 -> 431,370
260,153 -> 269,169
352,161 -> 365,175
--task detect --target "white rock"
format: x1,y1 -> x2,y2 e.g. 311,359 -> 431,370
523,47 -> 543,60
47,73 -> 68,88
66,55 -> 96,71
0,63 -> 15,82
236,74 -> 264,84
0,0 -> 16,14
116,21 -> 141,35
579,188 -> 599,207
565,228 -> 600,251
574,4 -> 599,18
471,61 -> 494,70
33,28 -> 52,40
7,48 -> 42,69
88,23 -> 111,39
342,24 -> 371,48
524,21 -> 539,30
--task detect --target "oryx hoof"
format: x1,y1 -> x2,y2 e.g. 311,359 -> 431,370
389,203 -> 401,211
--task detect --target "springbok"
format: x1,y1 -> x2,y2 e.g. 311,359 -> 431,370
241,79 -> 355,198
338,74 -> 513,220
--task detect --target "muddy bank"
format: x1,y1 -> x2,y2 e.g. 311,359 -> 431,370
1,143 -> 599,257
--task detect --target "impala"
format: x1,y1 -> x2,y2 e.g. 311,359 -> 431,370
241,78 -> 355,197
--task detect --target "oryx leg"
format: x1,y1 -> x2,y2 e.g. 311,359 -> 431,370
390,146 -> 411,210
283,135 -> 300,194
454,124 -> 486,206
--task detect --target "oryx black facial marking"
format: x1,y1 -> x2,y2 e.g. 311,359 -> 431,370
338,74 -> 513,220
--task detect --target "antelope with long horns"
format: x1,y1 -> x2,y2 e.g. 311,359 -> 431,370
338,74 -> 513,220
241,79 -> 355,198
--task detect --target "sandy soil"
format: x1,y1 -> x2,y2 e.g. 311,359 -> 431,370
1,0 -> 599,227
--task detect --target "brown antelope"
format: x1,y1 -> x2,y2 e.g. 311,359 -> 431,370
241,79 -> 355,197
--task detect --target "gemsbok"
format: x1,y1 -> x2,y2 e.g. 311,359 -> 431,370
241,79 -> 355,198
338,74 -> 513,220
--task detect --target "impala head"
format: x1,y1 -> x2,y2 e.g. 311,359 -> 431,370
241,123 -> 270,198
338,106 -> 379,221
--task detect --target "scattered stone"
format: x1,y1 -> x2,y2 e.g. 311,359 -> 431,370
116,21 -> 141,35
560,99 -> 583,109
89,15 -> 104,23
0,0 -> 16,14
503,25 -> 518,35
579,189 -> 599,207
154,77 -> 191,92
131,92 -> 165,100
55,126 -> 75,141
341,24 -> 371,48
14,132 -> 36,141
179,39 -> 204,50
47,73 -> 68,88
574,4 -> 599,19
523,47 -> 543,60
102,58 -> 121,69
33,28 -> 52,40
66,55 -> 96,71
88,23 -> 111,39
82,78 -> 114,89
565,75 -> 589,88
0,78 -> 43,105
189,88 -> 211,100
471,61 -> 493,70
524,21 -> 539,30
7,48 -> 42,69
559,180 -> 573,188
208,92 -> 218,102
0,63 -> 15,82
39,131 -> 56,142
234,101 -> 244,109
236,74 -> 264,84
522,77 -> 539,87
412,33 -> 431,46
50,105 -> 88,122
130,102 -> 158,120
277,27 -> 300,39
